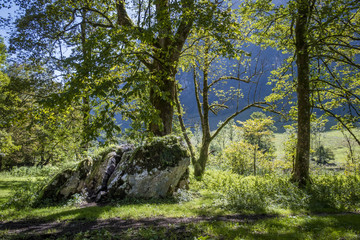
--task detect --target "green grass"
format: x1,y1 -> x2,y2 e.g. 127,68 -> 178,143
1,171 -> 360,239
0,176 -> 39,205
0,172 -> 232,222
273,129 -> 360,164
0,193 -> 230,222
1,128 -> 360,240
2,169 -> 360,222
188,214 -> 360,239
13,214 -> 359,239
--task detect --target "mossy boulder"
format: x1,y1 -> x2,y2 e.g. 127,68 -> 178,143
37,136 -> 190,204
84,144 -> 133,199
37,157 -> 92,204
106,136 -> 190,200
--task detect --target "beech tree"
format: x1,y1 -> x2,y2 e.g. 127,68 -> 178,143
177,21 -> 268,178
245,0 -> 360,186
10,0 -> 236,139
292,0 -> 312,186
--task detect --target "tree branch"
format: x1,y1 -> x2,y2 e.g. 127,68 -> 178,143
208,76 -> 250,89
116,0 -> 134,27
210,102 -> 267,141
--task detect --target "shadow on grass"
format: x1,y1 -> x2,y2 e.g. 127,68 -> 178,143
189,213 -> 360,240
39,194 -> 228,221
2,213 -> 358,240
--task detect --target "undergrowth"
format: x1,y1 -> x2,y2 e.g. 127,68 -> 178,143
1,165 -> 360,216
193,168 -> 360,213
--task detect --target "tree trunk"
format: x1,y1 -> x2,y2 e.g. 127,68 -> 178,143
292,0 -> 311,187
193,44 -> 212,179
116,0 -> 193,137
82,96 -> 90,149
175,86 -> 196,165
149,73 -> 176,136
194,140 -> 210,179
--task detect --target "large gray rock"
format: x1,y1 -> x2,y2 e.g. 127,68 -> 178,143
37,136 -> 190,204
106,137 -> 190,200
85,144 -> 133,199
36,158 -> 92,204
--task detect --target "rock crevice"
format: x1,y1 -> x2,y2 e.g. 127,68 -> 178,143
37,136 -> 190,204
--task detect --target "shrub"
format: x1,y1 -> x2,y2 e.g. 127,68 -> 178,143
224,141 -> 253,175
194,169 -> 360,213
223,141 -> 274,175
8,165 -> 61,177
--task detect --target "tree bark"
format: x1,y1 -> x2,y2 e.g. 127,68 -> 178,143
194,140 -> 211,179
175,85 -> 196,165
193,43 -> 212,179
116,0 -> 194,136
292,0 -> 311,187
253,145 -> 257,176
149,67 -> 176,136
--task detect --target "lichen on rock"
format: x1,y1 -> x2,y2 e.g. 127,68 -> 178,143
36,136 -> 190,204
36,157 -> 92,204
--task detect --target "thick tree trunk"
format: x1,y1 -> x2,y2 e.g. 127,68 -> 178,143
292,0 -> 311,187
116,0 -> 193,137
149,73 -> 176,136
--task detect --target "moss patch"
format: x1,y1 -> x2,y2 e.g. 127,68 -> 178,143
128,135 -> 189,174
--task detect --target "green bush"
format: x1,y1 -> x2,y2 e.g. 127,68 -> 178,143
224,141 -> 253,175
194,169 -> 360,213
308,175 -> 360,210
222,140 -> 274,175
7,165 -> 61,177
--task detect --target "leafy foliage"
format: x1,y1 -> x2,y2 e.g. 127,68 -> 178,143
195,168 -> 360,213
222,112 -> 276,175
0,63 -> 84,169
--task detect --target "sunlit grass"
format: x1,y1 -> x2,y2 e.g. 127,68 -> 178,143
0,176 -> 39,205
0,192 -> 230,222
273,129 -> 360,164
2,167 -> 360,239
0,172 -> 232,222
190,214 -> 360,240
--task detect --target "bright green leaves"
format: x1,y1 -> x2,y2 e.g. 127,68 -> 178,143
237,112 -> 276,149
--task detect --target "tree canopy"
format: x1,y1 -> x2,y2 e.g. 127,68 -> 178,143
0,0 -> 359,186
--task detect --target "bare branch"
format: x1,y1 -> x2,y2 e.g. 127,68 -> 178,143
210,102 -> 268,141
193,66 -> 204,125
317,107 -> 360,146
208,76 -> 250,89
171,0 -> 195,62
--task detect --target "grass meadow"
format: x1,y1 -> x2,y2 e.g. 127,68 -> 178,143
0,129 -> 360,239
